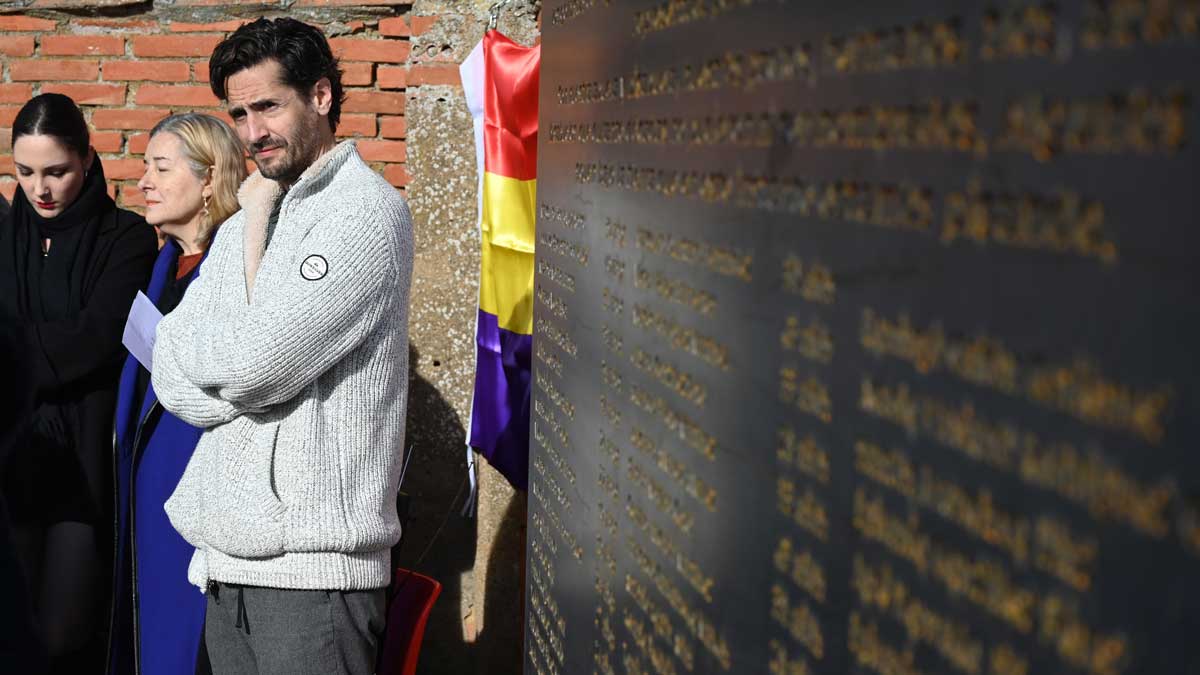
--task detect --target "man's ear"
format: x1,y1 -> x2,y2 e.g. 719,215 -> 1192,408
310,77 -> 334,116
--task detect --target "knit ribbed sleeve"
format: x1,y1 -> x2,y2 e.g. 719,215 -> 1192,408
155,142 -> 414,591
174,213 -> 399,408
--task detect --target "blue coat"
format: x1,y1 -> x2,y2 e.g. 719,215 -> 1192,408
109,242 -> 206,675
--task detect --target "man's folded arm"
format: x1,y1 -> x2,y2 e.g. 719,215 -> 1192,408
151,239 -> 250,428
152,312 -> 247,427
177,219 -> 396,408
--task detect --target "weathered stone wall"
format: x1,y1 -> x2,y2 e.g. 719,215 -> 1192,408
0,1 -> 539,672
403,3 -> 538,673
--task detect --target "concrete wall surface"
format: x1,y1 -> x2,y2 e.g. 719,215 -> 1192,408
0,1 -> 540,672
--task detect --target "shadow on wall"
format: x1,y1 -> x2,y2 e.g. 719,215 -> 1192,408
397,343 -> 528,674
397,343 -> 477,673
478,490 -> 527,674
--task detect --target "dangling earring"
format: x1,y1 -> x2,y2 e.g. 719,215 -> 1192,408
202,166 -> 214,228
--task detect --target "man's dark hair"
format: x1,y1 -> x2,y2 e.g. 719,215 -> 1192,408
208,17 -> 345,133
12,93 -> 90,158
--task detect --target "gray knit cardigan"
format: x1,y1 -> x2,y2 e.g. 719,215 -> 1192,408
152,141 -> 413,591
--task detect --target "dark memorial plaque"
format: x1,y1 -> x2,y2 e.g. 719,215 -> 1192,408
527,2 -> 1200,674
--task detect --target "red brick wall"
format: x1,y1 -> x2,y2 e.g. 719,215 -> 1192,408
0,12 -> 453,209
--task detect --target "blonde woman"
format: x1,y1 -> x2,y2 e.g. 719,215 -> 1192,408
109,113 -> 246,675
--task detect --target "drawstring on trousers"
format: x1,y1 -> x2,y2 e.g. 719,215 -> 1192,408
233,585 -> 250,634
211,581 -> 251,636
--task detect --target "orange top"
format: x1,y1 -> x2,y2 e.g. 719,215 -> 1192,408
176,252 -> 203,280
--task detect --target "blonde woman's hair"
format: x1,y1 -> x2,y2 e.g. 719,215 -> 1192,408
148,113 -> 246,245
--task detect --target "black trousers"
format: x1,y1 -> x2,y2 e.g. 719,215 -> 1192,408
204,582 -> 385,675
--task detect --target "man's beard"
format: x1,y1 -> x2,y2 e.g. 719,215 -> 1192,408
253,126 -> 320,184
255,142 -> 305,184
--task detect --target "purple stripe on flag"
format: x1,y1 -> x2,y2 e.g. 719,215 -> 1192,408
470,308 -> 532,490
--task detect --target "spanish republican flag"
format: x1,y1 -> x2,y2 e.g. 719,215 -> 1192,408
461,30 -> 540,491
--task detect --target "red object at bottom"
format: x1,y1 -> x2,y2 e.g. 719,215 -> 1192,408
378,569 -> 442,675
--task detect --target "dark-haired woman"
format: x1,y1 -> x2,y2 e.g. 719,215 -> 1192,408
0,93 -> 157,673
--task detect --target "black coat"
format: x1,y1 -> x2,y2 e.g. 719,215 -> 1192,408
0,170 -> 157,530
0,316 -> 46,674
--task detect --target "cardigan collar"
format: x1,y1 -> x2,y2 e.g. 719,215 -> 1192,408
239,140 -> 359,296
236,139 -> 358,212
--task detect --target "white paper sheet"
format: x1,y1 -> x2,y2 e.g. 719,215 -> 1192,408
122,291 -> 163,372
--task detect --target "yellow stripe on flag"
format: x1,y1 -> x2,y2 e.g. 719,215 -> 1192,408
480,171 -> 536,335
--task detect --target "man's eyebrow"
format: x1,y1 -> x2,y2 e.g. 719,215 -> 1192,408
228,98 -> 280,115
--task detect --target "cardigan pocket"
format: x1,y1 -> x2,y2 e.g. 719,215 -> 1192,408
204,421 -> 288,558
163,437 -> 211,548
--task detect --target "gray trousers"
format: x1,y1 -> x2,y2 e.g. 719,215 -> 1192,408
205,582 -> 386,675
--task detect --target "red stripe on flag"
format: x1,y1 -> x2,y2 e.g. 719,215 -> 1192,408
483,30 -> 540,181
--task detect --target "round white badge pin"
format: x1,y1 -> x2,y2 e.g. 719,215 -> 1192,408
301,255 -> 328,281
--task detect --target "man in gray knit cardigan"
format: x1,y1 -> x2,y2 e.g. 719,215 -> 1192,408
151,18 -> 412,674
